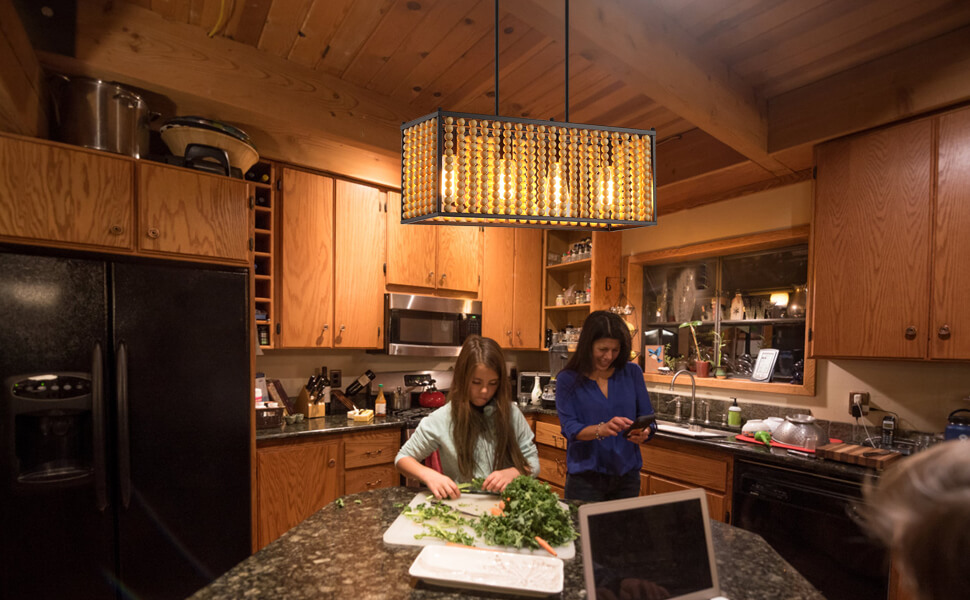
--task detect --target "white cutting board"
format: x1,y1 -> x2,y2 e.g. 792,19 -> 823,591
382,492 -> 576,560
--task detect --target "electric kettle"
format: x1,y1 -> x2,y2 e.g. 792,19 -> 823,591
944,408 -> 970,440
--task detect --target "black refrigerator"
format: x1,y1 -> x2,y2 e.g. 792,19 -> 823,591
0,248 -> 252,599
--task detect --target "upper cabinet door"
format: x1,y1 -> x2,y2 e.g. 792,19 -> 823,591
512,229 -> 543,348
436,225 -> 481,293
280,168 -> 334,348
0,135 -> 132,250
137,163 -> 249,263
932,108 -> 970,360
334,180 -> 385,349
812,120 -> 932,358
482,228 -> 515,346
385,191 -> 436,288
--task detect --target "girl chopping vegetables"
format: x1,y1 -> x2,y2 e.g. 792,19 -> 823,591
395,335 -> 540,499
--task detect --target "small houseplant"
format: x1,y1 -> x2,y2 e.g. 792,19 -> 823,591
679,320 -> 710,377
712,331 -> 728,379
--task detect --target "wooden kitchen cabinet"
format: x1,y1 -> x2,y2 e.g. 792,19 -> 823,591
279,167 -> 334,348
343,428 -> 401,494
482,228 -> 543,348
386,191 -> 483,295
278,171 -> 385,349
255,437 -> 341,550
639,437 -> 732,522
333,180 -> 385,348
137,162 -> 250,263
814,107 -> 970,360
0,133 -> 133,251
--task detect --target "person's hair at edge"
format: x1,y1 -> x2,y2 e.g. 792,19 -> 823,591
449,335 -> 530,480
563,310 -> 632,378
860,439 -> 970,600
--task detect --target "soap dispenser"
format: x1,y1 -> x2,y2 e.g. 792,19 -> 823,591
728,398 -> 742,427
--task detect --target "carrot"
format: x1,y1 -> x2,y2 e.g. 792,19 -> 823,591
535,535 -> 557,557
490,506 -> 504,516
497,499 -> 506,510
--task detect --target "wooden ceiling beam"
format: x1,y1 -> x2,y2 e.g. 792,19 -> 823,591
504,0 -> 794,177
769,24 -> 970,151
67,0 -> 412,158
0,0 -> 47,137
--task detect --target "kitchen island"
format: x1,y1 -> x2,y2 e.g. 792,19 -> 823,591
192,486 -> 823,600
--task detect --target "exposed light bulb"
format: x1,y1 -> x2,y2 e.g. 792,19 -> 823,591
544,162 -> 571,217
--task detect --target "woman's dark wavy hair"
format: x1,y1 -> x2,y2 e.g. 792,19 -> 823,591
563,310 -> 632,378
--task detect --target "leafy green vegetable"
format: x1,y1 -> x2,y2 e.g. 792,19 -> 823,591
335,498 -> 345,508
401,501 -> 475,544
472,476 -> 578,550
354,499 -> 362,505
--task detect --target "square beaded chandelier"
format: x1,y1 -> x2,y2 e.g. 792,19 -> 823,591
401,110 -> 657,230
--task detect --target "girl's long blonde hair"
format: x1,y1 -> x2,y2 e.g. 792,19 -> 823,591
450,335 -> 530,480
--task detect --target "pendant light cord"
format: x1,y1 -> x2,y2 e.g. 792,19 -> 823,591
495,0 -> 500,116
565,0 -> 569,122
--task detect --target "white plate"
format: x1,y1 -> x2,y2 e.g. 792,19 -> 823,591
408,545 -> 563,597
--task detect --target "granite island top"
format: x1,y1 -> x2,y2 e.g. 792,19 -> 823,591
191,486 -> 824,600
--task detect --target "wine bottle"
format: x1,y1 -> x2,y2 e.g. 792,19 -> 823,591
345,369 -> 375,397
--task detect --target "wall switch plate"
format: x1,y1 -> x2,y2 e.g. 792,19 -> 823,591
849,392 -> 870,417
331,370 -> 342,389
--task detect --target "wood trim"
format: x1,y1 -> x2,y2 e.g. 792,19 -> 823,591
645,371 -> 815,397
627,226 -> 810,266
0,0 -> 48,137
769,25 -> 970,152
658,165 -> 814,217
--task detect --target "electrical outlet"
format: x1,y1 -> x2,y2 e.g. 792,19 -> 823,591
848,392 -> 870,417
331,370 -> 342,389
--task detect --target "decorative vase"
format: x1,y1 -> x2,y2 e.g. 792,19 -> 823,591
696,361 -> 711,378
729,292 -> 744,320
787,285 -> 808,318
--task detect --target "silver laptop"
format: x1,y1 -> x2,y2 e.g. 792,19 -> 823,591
578,488 -> 729,600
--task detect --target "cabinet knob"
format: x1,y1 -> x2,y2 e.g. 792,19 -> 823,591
428,271 -> 434,281
440,273 -> 447,283
328,459 -> 336,468
109,225 -> 124,235
339,325 -> 346,332
938,324 -> 951,340
147,228 -> 160,240
905,326 -> 917,340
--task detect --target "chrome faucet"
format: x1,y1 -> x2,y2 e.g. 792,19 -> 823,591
670,370 -> 697,425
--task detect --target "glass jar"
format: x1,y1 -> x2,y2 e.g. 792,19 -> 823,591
787,285 -> 808,318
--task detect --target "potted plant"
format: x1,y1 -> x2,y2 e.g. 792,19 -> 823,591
712,331 -> 728,379
679,320 -> 710,377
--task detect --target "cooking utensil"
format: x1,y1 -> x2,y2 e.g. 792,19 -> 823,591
160,120 -> 259,173
772,414 -> 830,447
419,379 -> 446,408
944,408 -> 970,440
49,74 -> 158,158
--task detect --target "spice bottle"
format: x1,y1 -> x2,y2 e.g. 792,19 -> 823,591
375,384 -> 387,416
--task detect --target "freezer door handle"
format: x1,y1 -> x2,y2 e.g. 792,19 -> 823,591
92,343 -> 108,512
117,341 -> 131,510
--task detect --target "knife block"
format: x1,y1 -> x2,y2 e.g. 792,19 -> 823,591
295,387 -> 327,419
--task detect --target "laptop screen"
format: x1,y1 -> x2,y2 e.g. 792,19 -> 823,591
579,488 -> 720,600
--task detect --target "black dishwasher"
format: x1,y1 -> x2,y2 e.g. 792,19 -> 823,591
732,460 -> 889,600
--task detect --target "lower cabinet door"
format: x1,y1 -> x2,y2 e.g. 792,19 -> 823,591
647,473 -> 727,522
536,445 -> 567,488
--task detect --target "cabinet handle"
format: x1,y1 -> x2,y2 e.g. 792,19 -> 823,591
365,449 -> 384,456
339,325 -> 346,332
428,271 -> 434,282
440,273 -> 447,283
938,325 -> 951,340
109,225 -> 124,235
366,479 -> 382,488
556,458 -> 567,476
322,324 -> 329,331
147,228 -> 160,240
328,459 -> 336,468
905,326 -> 917,340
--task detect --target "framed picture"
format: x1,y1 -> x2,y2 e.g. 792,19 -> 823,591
643,345 -> 664,373
751,349 -> 780,382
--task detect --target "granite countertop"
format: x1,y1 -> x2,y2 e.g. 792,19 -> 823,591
257,406 -> 879,481
191,486 -> 824,600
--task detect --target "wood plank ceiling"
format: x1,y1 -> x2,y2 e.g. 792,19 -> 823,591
25,0 -> 970,210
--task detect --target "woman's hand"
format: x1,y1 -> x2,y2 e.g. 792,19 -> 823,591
482,467 -> 520,493
602,416 -> 634,437
423,470 -> 461,499
625,426 -> 651,444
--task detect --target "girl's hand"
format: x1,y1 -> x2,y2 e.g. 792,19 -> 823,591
424,471 -> 461,499
482,467 -> 520,493
602,416 -> 634,437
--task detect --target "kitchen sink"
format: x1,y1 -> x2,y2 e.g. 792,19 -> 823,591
656,419 -> 732,438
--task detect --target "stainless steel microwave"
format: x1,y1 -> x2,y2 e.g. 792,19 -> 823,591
383,294 -> 482,357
